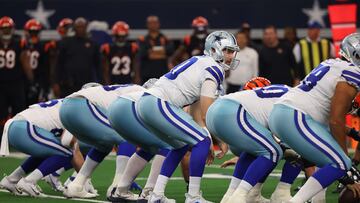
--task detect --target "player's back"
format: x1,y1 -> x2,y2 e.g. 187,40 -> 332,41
67,84 -> 145,109
15,99 -> 64,132
279,58 -> 359,125
222,85 -> 290,128
147,55 -> 224,107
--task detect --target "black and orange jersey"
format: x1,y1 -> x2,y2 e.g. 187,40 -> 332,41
0,39 -> 26,83
183,34 -> 206,57
21,39 -> 48,84
101,41 -> 138,84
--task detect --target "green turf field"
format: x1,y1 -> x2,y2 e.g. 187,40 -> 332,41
0,154 -> 341,202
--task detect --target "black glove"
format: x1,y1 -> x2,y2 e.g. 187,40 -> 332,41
348,128 -> 360,142
338,166 -> 360,185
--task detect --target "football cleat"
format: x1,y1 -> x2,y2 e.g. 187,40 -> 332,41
227,188 -> 247,203
63,181 -> 97,198
107,188 -> 139,202
84,179 -> 99,196
137,187 -> 153,203
148,191 -> 176,203
0,176 -> 27,196
43,174 -> 64,192
16,178 -> 44,197
185,192 -> 213,203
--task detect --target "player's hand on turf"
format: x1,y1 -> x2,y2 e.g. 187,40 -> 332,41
347,183 -> 360,198
216,142 -> 228,159
220,156 -> 239,168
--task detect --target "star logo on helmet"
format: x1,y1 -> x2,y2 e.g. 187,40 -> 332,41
213,35 -> 225,45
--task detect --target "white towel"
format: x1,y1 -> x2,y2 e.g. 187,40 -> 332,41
0,118 -> 14,156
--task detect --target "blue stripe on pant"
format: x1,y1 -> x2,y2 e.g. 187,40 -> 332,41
269,104 -> 351,170
206,99 -> 282,162
8,120 -> 72,157
108,97 -> 172,154
136,94 -> 207,148
60,97 -> 125,153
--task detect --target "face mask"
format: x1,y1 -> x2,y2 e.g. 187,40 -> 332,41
1,34 -> 11,40
196,33 -> 207,39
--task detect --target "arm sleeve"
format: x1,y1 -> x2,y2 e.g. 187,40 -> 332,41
203,66 -> 225,89
200,79 -> 218,98
341,69 -> 360,91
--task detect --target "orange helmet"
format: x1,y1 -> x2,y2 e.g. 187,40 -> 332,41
192,16 -> 208,28
0,16 -> 15,40
57,18 -> 73,36
243,77 -> 271,90
350,93 -> 360,116
112,21 -> 129,36
24,19 -> 42,31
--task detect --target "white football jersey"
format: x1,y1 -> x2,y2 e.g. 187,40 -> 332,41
67,84 -> 145,109
222,85 -> 290,128
146,55 -> 224,107
278,58 -> 360,125
15,99 -> 64,132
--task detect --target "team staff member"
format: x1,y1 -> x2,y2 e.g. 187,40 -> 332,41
293,22 -> 335,81
54,17 -> 100,98
137,15 -> 173,84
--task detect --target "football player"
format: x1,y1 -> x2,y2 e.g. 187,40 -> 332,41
0,16 -> 33,136
22,19 -> 50,104
136,31 -> 239,202
206,77 -> 304,203
59,83 -> 147,198
268,33 -> 360,202
101,21 -> 139,85
0,99 -> 83,197
107,79 -> 173,202
168,16 -> 209,67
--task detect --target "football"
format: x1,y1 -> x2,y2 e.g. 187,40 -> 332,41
338,188 -> 360,203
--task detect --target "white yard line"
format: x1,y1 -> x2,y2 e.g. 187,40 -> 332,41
0,189 -> 109,203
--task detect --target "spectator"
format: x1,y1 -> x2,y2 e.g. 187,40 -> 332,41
100,21 -> 139,85
137,15 -> 173,84
259,25 -> 298,86
168,16 -> 209,67
53,17 -> 101,98
240,22 -> 260,51
0,16 -> 33,134
283,26 -> 298,49
226,31 -> 258,93
293,22 -> 335,81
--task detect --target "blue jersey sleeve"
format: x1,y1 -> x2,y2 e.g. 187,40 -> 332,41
341,69 -> 360,91
204,66 -> 224,89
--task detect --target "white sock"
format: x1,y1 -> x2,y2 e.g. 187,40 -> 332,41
25,169 -> 43,184
8,167 -> 26,182
54,167 -> 65,176
111,155 -> 130,185
248,183 -> 263,196
144,155 -> 165,189
188,176 -> 201,196
117,153 -> 148,189
273,181 -> 291,195
153,175 -> 169,196
311,188 -> 326,203
226,177 -> 241,194
73,157 -> 99,185
290,177 -> 323,202
236,180 -> 253,194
